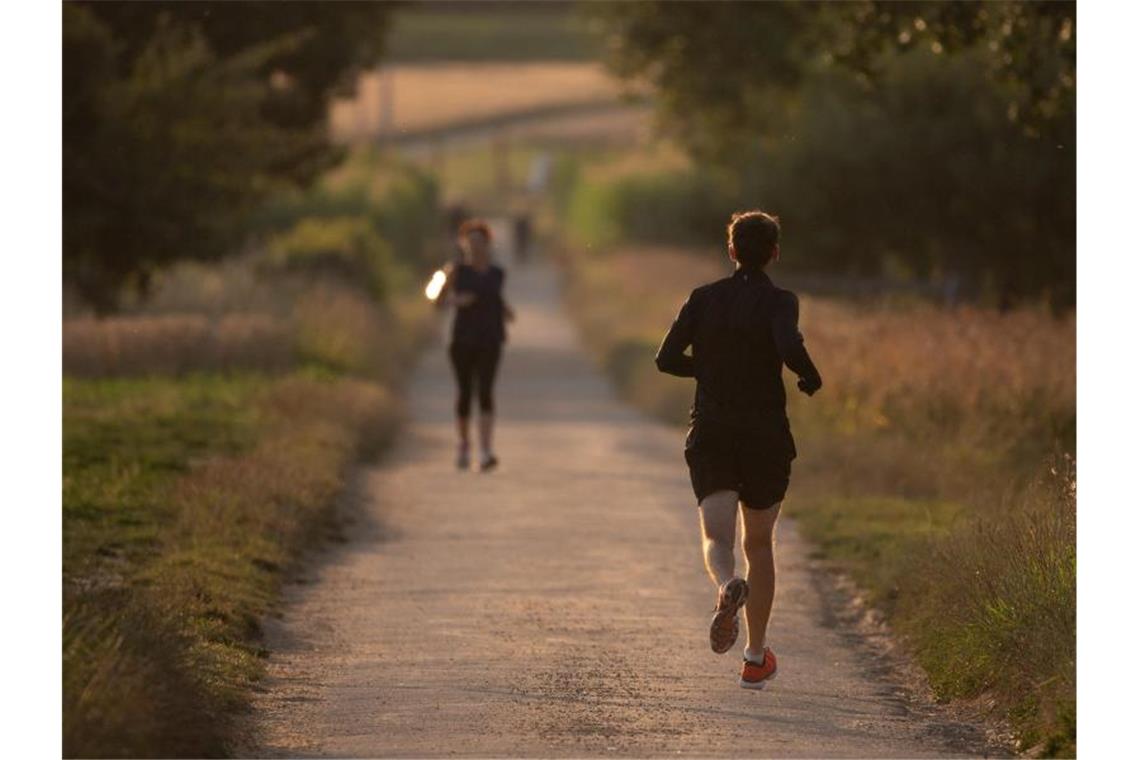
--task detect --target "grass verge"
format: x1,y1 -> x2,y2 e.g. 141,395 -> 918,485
63,147 -> 440,757
63,373 -> 407,756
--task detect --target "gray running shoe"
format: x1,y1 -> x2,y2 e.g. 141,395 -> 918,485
710,577 -> 749,654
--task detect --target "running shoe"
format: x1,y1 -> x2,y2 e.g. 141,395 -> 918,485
479,453 -> 499,472
456,444 -> 470,470
709,577 -> 749,654
739,648 -> 778,690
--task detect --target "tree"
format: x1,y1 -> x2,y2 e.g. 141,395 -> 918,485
63,3 -> 392,311
596,1 -> 1076,306
599,1 -> 1074,155
596,1 -> 818,163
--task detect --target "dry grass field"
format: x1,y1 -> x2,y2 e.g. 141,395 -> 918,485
330,63 -> 631,142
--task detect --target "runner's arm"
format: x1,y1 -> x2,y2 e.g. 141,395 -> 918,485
500,270 -> 515,322
655,293 -> 697,377
772,291 -> 822,395
435,264 -> 477,308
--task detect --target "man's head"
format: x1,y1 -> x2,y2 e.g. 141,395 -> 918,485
458,218 -> 492,265
727,210 -> 781,269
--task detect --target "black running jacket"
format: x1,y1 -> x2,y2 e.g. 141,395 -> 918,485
655,267 -> 822,428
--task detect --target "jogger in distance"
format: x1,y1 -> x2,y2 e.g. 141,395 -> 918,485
435,219 -> 515,472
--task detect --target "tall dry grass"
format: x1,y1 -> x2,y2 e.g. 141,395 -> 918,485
63,280 -> 433,383
898,456 -> 1076,756
563,247 -> 1074,467
804,297 -> 1075,444
294,285 -> 406,378
63,313 -> 294,377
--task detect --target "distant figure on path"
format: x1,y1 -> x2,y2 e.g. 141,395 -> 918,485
655,210 -> 822,690
435,219 -> 514,471
513,213 -> 532,265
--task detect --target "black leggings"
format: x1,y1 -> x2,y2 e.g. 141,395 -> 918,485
449,342 -> 502,417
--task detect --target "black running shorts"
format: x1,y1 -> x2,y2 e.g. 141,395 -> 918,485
683,419 -> 796,510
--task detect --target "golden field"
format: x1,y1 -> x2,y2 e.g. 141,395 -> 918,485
330,62 -> 632,142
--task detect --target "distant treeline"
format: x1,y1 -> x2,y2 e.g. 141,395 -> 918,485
590,2 -> 1075,308
384,1 -> 601,63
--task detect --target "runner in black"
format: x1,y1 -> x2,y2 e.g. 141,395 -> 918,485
655,210 -> 822,689
437,219 -> 514,471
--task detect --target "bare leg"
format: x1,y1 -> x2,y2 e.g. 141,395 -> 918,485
741,501 -> 782,653
698,491 -> 740,588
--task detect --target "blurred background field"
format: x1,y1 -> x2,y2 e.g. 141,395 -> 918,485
329,62 -> 631,142
63,1 -> 1075,757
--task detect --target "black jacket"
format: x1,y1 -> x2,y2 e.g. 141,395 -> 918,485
655,267 -> 821,428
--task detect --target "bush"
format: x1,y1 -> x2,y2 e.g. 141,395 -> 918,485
266,216 -> 401,301
738,48 -> 1074,307
293,285 -> 398,377
256,154 -> 441,271
566,167 -> 732,250
559,47 -> 1074,307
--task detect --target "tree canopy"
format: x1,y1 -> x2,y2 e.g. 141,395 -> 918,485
63,2 -> 392,311
596,1 -> 1076,306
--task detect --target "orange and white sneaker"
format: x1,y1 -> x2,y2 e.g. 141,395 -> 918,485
709,577 -> 749,654
740,648 -> 778,690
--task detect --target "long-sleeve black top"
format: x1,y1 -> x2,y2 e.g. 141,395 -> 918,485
655,267 -> 821,428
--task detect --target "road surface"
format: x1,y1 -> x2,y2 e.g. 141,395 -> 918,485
248,259 -> 997,758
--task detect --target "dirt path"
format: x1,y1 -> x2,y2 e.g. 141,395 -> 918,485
249,260 -> 994,758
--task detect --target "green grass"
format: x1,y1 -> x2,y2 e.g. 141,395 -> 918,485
788,496 -> 966,604
63,374 -> 271,756
63,376 -> 264,578
789,475 -> 1076,757
63,372 -> 404,757
895,467 -> 1076,756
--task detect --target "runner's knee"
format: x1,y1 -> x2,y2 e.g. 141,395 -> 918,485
742,505 -> 780,553
743,529 -> 774,555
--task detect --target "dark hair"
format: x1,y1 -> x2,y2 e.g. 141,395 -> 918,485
458,218 -> 492,241
727,210 -> 780,268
